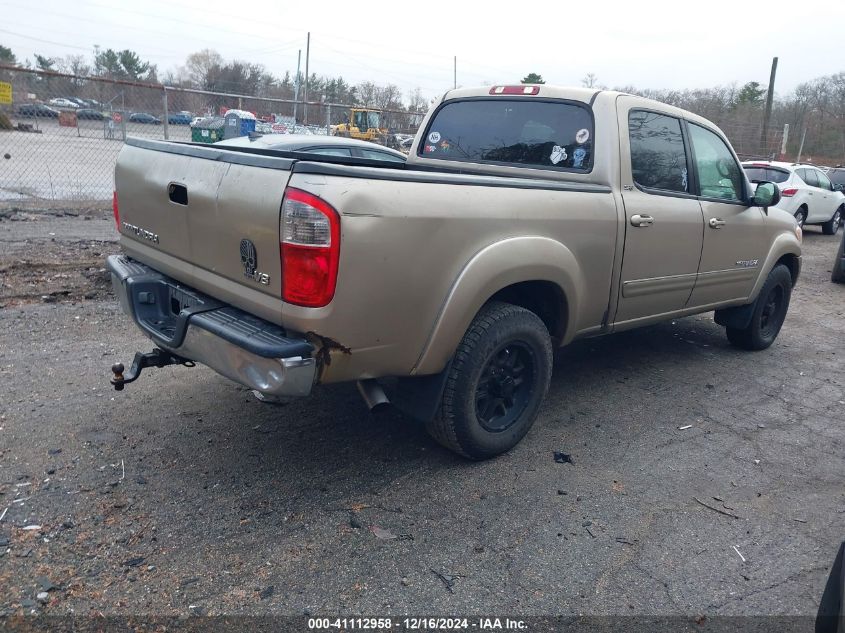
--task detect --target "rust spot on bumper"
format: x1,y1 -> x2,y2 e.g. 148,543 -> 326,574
306,331 -> 351,367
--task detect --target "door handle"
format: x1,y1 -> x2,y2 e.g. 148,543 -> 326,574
630,214 -> 654,227
709,218 -> 726,229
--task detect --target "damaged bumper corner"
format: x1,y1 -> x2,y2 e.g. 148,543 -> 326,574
107,254 -> 317,397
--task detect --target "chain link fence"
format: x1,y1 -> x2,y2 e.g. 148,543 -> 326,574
0,66 -> 424,209
0,65 -> 808,210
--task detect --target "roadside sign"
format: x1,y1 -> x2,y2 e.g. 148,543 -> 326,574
271,123 -> 288,133
0,82 -> 12,105
112,112 -> 123,124
58,111 -> 78,128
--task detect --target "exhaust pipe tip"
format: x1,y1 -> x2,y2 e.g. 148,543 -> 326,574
357,379 -> 390,412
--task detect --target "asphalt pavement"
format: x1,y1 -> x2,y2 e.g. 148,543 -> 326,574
0,214 -> 843,621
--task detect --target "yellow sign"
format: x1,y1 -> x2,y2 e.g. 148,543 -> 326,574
0,81 -> 11,105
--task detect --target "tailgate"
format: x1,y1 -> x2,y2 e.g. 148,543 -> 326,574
114,139 -> 294,312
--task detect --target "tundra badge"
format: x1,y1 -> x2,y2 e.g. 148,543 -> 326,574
240,239 -> 270,285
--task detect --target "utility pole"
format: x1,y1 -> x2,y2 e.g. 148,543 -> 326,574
760,56 -> 778,151
293,49 -> 301,123
453,56 -> 457,89
796,124 -> 807,163
304,32 -> 310,125
779,123 -> 789,160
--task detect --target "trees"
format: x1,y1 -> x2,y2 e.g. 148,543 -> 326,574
1,45 -> 17,65
521,73 -> 545,84
93,47 -> 157,82
735,81 -> 766,107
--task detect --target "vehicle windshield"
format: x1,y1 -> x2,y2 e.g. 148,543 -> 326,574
743,166 -> 790,184
353,110 -> 380,131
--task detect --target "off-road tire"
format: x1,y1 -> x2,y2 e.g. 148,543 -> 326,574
794,207 -> 807,228
426,301 -> 553,460
832,231 -> 845,283
726,264 -> 792,350
821,206 -> 842,235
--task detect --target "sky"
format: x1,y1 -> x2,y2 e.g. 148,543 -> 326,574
2,0 -> 844,103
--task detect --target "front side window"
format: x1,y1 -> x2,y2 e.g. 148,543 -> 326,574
688,123 -> 743,201
419,99 -> 594,170
629,111 -> 688,193
816,170 -> 832,190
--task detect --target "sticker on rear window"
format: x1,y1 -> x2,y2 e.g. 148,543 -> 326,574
428,131 -> 441,144
424,144 -> 437,153
572,148 -> 586,168
550,145 -> 568,165
576,128 -> 590,144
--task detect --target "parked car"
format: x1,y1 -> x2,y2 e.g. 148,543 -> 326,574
827,167 -> 845,193
832,228 -> 845,283
129,112 -> 161,125
16,103 -> 60,118
76,108 -> 106,120
215,134 -> 407,162
48,98 -> 80,109
109,85 -> 801,460
167,112 -> 192,125
742,161 -> 844,234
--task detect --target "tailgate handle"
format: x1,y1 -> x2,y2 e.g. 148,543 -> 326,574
168,183 -> 188,206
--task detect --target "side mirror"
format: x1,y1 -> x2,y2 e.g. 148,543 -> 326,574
752,181 -> 781,211
834,183 -> 845,193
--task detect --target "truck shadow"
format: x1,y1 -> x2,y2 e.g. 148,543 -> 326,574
146,313 -> 734,496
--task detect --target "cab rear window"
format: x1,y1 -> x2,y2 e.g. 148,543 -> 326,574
418,99 -> 594,171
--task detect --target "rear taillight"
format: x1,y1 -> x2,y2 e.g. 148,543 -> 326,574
112,191 -> 120,229
781,188 -> 798,197
280,188 -> 340,307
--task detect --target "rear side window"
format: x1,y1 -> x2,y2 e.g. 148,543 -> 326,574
358,148 -> 405,163
799,169 -> 819,187
743,166 -> 789,184
304,147 -> 352,157
629,111 -> 688,193
418,99 -> 594,171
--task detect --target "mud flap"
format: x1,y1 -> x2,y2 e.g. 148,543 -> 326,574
714,302 -> 756,330
389,361 -> 452,424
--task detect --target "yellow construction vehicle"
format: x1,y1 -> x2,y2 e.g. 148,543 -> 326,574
333,108 -> 396,148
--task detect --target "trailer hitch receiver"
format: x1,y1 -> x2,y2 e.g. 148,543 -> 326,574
110,348 -> 194,391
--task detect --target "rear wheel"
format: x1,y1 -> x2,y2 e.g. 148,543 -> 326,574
832,231 -> 845,284
794,207 -> 807,228
726,264 -> 792,350
426,301 -> 553,460
822,206 -> 842,235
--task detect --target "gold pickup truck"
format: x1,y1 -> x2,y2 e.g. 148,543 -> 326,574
107,85 -> 802,459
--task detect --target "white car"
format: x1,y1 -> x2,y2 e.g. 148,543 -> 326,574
742,161 -> 844,235
48,98 -> 80,109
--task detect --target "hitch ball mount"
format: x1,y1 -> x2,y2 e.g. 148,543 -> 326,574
110,348 -> 195,391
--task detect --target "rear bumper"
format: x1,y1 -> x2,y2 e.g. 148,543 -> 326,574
107,255 -> 316,396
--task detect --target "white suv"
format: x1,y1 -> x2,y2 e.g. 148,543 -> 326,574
742,161 -> 844,235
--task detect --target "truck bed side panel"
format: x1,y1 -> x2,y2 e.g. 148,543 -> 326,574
283,171 -> 618,382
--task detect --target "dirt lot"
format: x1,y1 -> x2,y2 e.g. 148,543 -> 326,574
1,209 -> 843,622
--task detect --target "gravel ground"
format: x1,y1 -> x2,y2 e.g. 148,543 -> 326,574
0,210 -> 843,622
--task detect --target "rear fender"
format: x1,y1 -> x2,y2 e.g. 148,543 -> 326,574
412,236 -> 582,375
